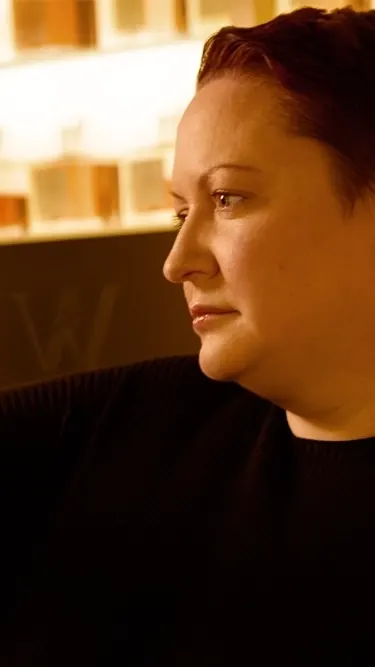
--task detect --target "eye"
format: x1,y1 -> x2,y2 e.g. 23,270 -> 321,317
171,191 -> 245,230
171,211 -> 188,231
212,191 -> 244,213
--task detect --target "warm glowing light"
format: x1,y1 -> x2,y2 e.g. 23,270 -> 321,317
0,39 -> 203,161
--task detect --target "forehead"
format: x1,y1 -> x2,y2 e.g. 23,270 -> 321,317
174,77 -> 287,171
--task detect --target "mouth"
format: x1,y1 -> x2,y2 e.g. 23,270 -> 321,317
189,305 -> 237,332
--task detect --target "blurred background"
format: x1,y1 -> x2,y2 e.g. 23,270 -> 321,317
0,0 -> 369,243
0,0 -> 370,388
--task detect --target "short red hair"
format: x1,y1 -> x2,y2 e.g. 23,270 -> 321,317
197,7 -> 375,208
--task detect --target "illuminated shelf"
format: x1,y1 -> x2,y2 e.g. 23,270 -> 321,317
0,0 -> 266,67
0,39 -> 202,161
0,0 -> 188,65
0,152 -> 176,241
0,0 -> 366,244
0,218 -> 173,247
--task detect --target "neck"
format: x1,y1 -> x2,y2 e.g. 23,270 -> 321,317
286,400 -> 375,442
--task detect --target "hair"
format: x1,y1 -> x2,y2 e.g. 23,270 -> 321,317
197,6 -> 375,209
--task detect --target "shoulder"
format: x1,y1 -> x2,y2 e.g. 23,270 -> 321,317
0,355 -> 202,414
0,354 -> 236,417
0,355 -> 273,455
0,356 -> 251,440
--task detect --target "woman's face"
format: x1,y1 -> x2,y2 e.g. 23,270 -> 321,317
163,76 -> 375,409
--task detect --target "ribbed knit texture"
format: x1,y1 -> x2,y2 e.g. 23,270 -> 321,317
0,355 -> 375,665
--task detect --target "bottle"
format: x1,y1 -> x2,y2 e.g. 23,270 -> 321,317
0,130 -> 30,237
289,0 -> 356,8
30,158 -> 120,234
12,0 -> 97,54
0,0 -> 15,63
120,147 -> 172,229
185,0 -> 258,39
0,195 -> 28,234
28,114 -> 121,236
156,110 -> 183,215
119,111 -> 184,230
96,0 -> 185,51
253,0 -> 276,24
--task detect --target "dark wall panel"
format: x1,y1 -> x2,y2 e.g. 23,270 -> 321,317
0,231 -> 198,389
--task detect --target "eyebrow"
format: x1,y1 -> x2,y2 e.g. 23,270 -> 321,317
169,163 -> 261,201
207,163 -> 262,176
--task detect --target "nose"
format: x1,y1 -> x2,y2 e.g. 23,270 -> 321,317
163,218 -> 218,284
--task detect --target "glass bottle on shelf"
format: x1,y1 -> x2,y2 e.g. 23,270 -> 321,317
0,0 -> 16,64
12,0 -> 97,55
0,195 -> 28,233
157,110 -> 182,213
118,112 -> 183,230
289,1 -> 357,8
29,121 -> 121,236
119,147 -> 173,229
253,0 -> 277,24
185,0 -> 261,39
353,0 -> 370,7
0,130 -> 30,238
96,0 -> 186,51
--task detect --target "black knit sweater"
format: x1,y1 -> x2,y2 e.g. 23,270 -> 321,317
1,356 -> 375,665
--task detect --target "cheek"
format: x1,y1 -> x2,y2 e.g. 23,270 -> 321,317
219,225 -> 292,310
219,219 -> 321,328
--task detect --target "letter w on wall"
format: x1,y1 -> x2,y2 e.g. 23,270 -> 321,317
12,285 -> 120,374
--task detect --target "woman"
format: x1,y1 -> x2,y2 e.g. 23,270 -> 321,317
2,6 -> 375,665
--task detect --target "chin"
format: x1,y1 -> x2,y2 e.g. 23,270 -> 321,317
198,337 -> 254,384
197,331 -> 278,399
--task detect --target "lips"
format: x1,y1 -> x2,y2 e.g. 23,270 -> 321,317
189,305 -> 235,319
